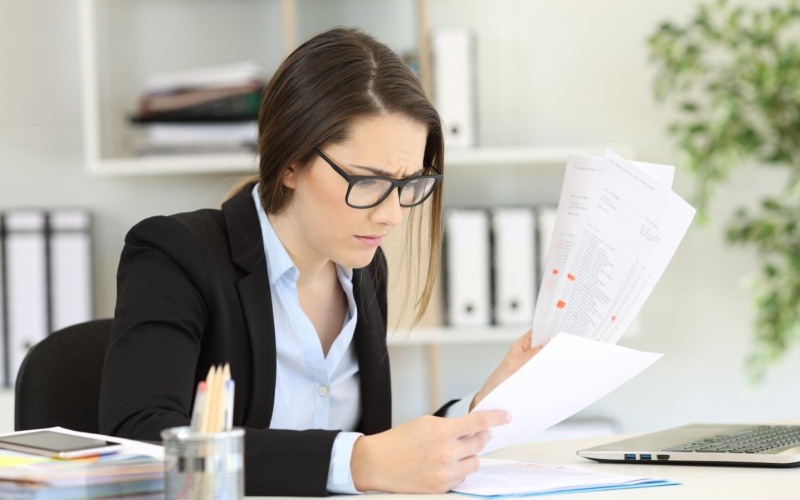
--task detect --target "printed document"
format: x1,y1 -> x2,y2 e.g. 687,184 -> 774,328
532,149 -> 696,345
453,458 -> 678,497
470,149 -> 695,455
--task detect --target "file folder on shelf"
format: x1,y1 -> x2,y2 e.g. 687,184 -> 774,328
444,209 -> 491,326
49,209 -> 93,332
431,28 -> 477,148
0,217 -> 6,387
491,207 -> 537,326
0,209 -> 94,387
3,210 -> 49,387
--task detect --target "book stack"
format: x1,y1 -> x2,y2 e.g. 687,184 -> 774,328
130,61 -> 265,156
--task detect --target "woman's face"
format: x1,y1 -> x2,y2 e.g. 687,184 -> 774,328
283,113 -> 428,269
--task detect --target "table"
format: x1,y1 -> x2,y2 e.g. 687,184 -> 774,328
249,431 -> 799,499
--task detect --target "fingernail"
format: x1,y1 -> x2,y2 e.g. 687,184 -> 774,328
504,412 -> 513,422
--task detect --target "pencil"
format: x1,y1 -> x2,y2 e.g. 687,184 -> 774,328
224,379 -> 235,431
200,365 -> 218,433
190,381 -> 207,432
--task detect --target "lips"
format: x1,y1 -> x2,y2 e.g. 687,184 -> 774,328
355,235 -> 384,247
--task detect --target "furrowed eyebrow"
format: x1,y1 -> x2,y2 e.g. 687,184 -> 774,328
351,163 -> 425,178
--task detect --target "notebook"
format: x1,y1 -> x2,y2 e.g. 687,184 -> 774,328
578,424 -> 800,467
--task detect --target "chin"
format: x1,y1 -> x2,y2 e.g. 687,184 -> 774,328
339,248 -> 379,270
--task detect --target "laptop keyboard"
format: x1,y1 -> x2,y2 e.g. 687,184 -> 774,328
665,425 -> 800,453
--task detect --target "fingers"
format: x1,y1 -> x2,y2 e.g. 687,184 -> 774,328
453,454 -> 481,485
452,410 -> 512,437
516,330 -> 533,350
457,428 -> 493,456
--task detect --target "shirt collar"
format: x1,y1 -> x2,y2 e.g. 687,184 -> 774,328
252,184 -> 298,285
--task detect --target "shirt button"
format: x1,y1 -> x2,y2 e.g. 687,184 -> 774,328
318,386 -> 329,397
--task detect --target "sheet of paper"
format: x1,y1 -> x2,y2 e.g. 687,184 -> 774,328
473,333 -> 662,454
453,458 -> 678,497
532,150 -> 695,345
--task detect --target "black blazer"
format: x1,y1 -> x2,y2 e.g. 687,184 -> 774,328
99,182 -> 391,496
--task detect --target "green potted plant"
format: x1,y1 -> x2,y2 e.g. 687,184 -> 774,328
648,0 -> 800,380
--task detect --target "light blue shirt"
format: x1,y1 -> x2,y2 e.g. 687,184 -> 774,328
252,184 -> 473,493
252,184 -> 362,494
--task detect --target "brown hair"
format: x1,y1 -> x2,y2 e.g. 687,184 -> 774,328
246,27 -> 444,325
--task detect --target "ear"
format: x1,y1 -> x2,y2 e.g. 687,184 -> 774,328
282,162 -> 301,189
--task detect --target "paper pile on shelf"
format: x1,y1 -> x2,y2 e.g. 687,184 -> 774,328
130,61 -> 265,156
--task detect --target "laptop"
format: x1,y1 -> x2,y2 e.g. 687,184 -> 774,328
577,423 -> 800,467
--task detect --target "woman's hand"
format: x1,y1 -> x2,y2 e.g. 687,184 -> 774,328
470,330 -> 544,411
350,410 -> 512,493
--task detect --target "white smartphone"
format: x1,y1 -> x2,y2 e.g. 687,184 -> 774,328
0,430 -> 123,459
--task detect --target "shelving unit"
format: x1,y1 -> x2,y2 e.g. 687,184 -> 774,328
78,0 -> 426,177
78,0 -> 623,177
386,325 -> 523,346
74,3 -> 636,413
445,145 -> 614,167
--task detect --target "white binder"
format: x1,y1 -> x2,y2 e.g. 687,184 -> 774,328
536,206 -> 558,288
492,208 -> 537,326
431,28 -> 477,148
4,210 -> 48,386
445,209 -> 491,326
49,209 -> 93,332
0,217 -> 6,386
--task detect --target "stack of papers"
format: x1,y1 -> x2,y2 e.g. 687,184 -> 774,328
131,61 -> 264,156
453,459 -> 678,497
144,61 -> 263,94
0,453 -> 164,499
461,150 -> 693,496
472,150 -> 696,454
0,427 -> 164,499
532,150 -> 695,345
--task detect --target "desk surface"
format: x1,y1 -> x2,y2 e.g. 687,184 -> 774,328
249,431 -> 798,499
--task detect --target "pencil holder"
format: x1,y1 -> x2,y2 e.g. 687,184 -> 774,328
161,426 -> 245,500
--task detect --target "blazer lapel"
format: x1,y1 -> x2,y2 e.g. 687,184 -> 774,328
352,258 -> 392,434
222,182 -> 277,428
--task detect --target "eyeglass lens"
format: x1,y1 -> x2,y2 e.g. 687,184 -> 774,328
348,176 -> 437,208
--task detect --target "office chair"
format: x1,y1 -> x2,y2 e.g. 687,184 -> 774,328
14,318 -> 113,433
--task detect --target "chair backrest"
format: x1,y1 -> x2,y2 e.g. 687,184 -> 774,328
14,319 -> 113,433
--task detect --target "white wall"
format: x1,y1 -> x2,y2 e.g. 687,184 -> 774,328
1,0 -> 799,435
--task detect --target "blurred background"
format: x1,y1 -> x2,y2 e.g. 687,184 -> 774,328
1,0 -> 799,438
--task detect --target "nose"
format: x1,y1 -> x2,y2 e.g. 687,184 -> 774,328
370,187 -> 405,227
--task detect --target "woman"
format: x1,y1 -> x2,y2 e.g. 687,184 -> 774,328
99,27 -> 540,496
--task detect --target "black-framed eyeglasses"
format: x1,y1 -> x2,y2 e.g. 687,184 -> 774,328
313,148 -> 442,209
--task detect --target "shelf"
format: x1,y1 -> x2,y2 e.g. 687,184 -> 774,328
386,326 -> 523,346
79,0 -> 426,178
78,1 -> 626,177
445,146 -> 605,167
83,146 -> 633,177
79,0 -> 290,178
86,153 -> 259,177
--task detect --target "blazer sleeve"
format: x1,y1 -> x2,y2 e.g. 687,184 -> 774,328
98,215 -> 343,496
